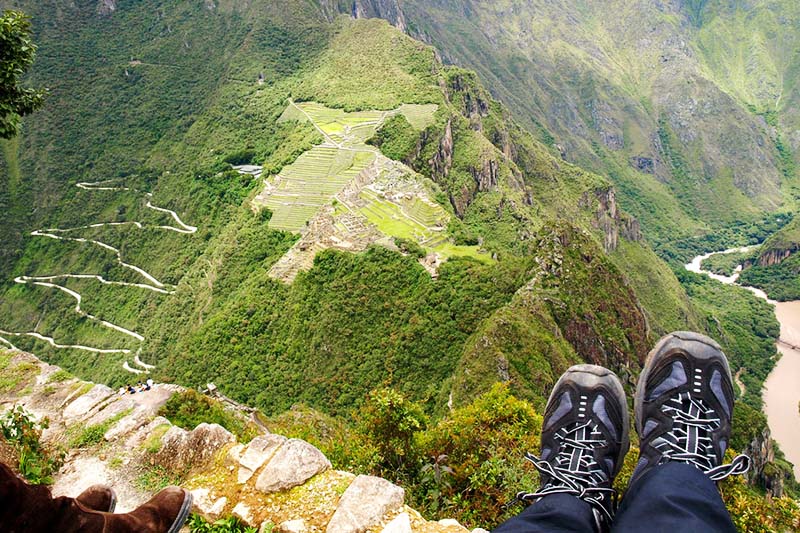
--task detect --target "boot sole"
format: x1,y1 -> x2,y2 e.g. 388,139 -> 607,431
634,331 -> 732,435
548,364 -> 630,476
108,488 -> 117,513
167,488 -> 193,533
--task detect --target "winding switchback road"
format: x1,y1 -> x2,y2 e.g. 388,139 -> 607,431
0,181 -> 197,372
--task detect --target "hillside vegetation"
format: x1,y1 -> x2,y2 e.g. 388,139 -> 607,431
0,1 -> 795,529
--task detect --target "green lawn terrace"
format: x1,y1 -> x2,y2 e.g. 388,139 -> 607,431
279,101 -> 438,147
356,188 -> 490,262
258,101 -> 439,233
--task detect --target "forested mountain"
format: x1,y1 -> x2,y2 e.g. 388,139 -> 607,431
347,0 -> 800,249
0,1 -> 797,528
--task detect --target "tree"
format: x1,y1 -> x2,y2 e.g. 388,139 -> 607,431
1,10 -> 46,139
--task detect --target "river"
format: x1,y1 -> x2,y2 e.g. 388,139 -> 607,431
686,247 -> 800,479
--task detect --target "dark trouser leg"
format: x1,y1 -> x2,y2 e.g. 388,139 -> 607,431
611,462 -> 735,533
493,493 -> 598,533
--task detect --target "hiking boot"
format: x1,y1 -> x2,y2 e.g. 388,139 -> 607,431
631,331 -> 750,487
76,484 -> 117,513
515,364 -> 630,528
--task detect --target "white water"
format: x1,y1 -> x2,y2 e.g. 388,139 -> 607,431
0,181 -> 197,373
686,247 -> 800,479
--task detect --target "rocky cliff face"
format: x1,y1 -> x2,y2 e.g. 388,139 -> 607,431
744,426 -> 785,498
0,350 -> 479,533
580,187 -> 642,253
349,0 -> 407,33
758,246 -> 798,267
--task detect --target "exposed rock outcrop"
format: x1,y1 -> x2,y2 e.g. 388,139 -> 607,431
97,0 -> 116,16
358,0 -> 407,33
327,475 -> 405,533
580,187 -> 642,252
758,246 -> 798,267
744,426 -> 785,498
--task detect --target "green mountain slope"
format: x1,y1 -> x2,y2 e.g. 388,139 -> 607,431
0,0 -> 673,408
347,0 -> 800,249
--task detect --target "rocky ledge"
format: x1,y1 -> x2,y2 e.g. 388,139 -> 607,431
0,351 -> 482,533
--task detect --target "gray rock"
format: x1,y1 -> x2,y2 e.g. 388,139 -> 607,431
124,416 -> 170,449
63,384 -> 114,419
278,519 -> 308,533
154,423 -> 235,472
438,519 -> 467,531
104,405 -> 153,441
191,488 -> 227,521
233,502 -> 254,525
239,434 -> 287,483
84,397 -> 137,429
380,513 -> 411,533
255,439 -> 330,493
326,475 -> 405,533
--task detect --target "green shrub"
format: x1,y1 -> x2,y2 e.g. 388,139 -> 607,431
394,237 -> 426,259
188,514 -> 258,533
413,383 -> 541,526
158,389 -> 259,442
0,405 -> 63,484
357,388 -> 427,474
368,114 -> 419,161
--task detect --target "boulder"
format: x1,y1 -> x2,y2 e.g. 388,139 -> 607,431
326,475 -> 405,533
154,423 -> 235,473
255,439 -> 330,493
238,434 -> 287,483
192,488 -> 227,521
104,405 -> 152,441
233,502 -> 254,525
381,513 -> 411,533
438,519 -> 468,531
84,397 -> 137,428
278,519 -> 309,533
63,384 -> 114,419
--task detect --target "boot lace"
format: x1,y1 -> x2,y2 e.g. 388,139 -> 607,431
514,419 -> 615,522
654,391 -> 750,481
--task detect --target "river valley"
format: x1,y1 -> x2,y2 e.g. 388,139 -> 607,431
687,248 -> 800,479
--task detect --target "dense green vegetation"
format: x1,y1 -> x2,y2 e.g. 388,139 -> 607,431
0,10 -> 46,139
158,389 -> 259,443
701,250 -> 757,276
739,254 -> 800,301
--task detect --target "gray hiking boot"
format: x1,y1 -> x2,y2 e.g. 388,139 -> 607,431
516,364 -> 630,527
631,331 -> 750,487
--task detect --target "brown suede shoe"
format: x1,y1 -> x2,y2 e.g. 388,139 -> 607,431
52,486 -> 192,533
76,484 -> 117,513
101,486 -> 193,532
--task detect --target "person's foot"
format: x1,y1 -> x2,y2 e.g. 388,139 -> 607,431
516,364 -> 630,526
101,486 -> 192,532
76,484 -> 117,513
631,331 -> 749,487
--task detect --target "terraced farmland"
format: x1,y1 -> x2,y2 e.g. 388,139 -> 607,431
263,146 -> 377,231
359,189 -> 432,242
